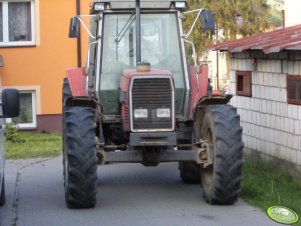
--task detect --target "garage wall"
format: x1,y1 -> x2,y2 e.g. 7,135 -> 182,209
228,51 -> 301,169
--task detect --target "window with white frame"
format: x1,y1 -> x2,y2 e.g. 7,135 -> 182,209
0,0 -> 35,46
7,90 -> 37,129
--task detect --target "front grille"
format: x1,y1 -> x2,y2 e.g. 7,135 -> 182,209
131,77 -> 174,131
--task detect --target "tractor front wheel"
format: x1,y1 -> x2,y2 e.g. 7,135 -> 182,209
197,105 -> 244,204
63,107 -> 97,208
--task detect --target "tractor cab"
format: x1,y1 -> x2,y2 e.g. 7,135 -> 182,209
85,0 -> 189,124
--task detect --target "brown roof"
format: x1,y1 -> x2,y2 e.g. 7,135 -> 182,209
206,24 -> 301,54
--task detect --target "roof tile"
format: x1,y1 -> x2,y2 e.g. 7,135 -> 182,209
206,24 -> 301,54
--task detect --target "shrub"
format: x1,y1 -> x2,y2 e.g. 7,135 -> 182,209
5,122 -> 25,143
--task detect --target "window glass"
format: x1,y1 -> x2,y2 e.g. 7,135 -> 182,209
287,80 -> 297,99
13,93 -> 33,124
8,2 -> 32,42
236,71 -> 252,97
102,13 -> 184,87
287,76 -> 301,105
0,3 -> 2,42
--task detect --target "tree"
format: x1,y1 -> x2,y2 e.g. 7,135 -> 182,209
184,0 -> 274,58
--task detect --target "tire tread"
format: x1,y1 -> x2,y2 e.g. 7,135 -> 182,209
200,105 -> 244,205
64,107 -> 97,209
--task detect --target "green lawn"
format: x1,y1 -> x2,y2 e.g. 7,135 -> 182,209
6,132 -> 62,159
241,160 -> 301,225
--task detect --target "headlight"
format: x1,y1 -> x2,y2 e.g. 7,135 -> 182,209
157,108 -> 170,118
94,3 -> 105,11
174,1 -> 186,9
134,109 -> 148,118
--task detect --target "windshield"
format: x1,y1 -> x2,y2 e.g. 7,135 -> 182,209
101,12 -> 185,87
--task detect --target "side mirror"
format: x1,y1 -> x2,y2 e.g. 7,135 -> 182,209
200,10 -> 215,31
69,17 -> 80,38
1,89 -> 20,118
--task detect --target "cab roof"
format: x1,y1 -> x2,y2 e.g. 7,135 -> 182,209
91,0 -> 187,10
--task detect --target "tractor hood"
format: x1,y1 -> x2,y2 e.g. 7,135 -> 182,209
120,69 -> 173,93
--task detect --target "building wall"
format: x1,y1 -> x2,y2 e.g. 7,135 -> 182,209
229,51 -> 301,169
0,0 -> 91,132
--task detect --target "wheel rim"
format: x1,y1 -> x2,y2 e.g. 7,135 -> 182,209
202,128 -> 214,186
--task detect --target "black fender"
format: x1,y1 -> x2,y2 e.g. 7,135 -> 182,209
65,96 -> 98,109
192,94 -> 233,141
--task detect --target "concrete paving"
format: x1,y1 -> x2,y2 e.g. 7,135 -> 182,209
0,156 -> 278,226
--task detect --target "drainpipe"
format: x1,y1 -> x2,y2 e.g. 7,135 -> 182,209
76,0 -> 82,67
282,10 -> 285,28
216,24 -> 219,90
216,50 -> 219,90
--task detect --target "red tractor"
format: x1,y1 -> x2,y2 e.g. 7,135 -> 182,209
63,0 -> 244,208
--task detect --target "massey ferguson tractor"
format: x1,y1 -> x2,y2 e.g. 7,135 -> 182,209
62,0 -> 244,208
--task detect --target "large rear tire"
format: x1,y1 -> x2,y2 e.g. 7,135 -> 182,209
0,176 -> 5,206
62,78 -> 71,190
63,107 -> 97,208
198,105 -> 244,204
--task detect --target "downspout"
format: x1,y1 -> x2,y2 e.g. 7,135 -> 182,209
282,10 -> 285,28
76,0 -> 82,67
216,24 -> 219,90
216,50 -> 219,90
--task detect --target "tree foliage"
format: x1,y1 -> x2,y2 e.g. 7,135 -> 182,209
184,0 -> 274,58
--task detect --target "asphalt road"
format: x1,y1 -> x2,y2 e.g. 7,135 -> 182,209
0,156 -> 278,226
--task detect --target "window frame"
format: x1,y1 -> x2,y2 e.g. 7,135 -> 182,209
236,70 -> 252,97
287,75 -> 301,105
0,0 -> 35,47
6,90 -> 37,129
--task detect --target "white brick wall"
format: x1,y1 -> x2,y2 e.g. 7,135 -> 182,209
287,61 -> 294,74
231,57 -> 301,166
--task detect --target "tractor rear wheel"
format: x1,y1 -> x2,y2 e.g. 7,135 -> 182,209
197,105 -> 244,204
178,162 -> 201,184
63,107 -> 97,208
62,78 -> 71,190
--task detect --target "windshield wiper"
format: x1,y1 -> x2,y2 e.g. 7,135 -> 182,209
115,12 -> 136,43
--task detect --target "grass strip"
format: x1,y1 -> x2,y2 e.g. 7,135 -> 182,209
6,132 -> 62,159
241,160 -> 301,225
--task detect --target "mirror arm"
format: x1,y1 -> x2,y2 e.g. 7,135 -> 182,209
76,15 -> 97,39
182,9 -> 203,39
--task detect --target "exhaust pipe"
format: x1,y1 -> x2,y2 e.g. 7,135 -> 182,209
135,0 -> 141,64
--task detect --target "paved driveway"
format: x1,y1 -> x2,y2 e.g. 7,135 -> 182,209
0,156 -> 278,226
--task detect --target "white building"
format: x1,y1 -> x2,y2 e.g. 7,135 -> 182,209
208,24 -> 301,178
